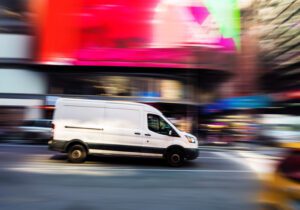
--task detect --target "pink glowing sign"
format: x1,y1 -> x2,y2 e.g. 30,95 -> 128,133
37,0 -> 239,68
78,0 -> 237,50
151,0 -> 235,50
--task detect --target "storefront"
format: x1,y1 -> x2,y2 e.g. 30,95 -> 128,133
201,95 -> 272,143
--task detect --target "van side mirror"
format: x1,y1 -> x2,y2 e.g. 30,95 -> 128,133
169,130 -> 173,136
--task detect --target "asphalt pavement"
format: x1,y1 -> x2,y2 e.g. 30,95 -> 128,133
0,143 -> 261,210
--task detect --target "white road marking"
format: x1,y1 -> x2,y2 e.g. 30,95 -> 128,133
213,151 -> 248,167
236,150 -> 282,160
197,157 -> 224,159
213,150 -> 277,177
6,165 -> 252,175
0,144 -> 47,148
0,144 -> 260,175
236,151 -> 277,175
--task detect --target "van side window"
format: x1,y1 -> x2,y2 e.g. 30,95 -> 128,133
147,114 -> 160,132
147,114 -> 179,137
159,117 -> 172,136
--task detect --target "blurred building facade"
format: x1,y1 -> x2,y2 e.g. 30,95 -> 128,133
0,0 -> 45,120
238,0 -> 300,145
215,0 -> 299,113
0,0 -> 242,134
255,0 -> 299,92
252,0 -> 300,115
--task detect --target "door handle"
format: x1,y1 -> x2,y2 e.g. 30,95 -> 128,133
145,133 -> 151,136
134,132 -> 141,135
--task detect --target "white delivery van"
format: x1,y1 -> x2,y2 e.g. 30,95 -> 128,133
49,98 -> 198,166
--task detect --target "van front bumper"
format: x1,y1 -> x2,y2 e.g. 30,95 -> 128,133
185,148 -> 199,160
48,139 -> 66,152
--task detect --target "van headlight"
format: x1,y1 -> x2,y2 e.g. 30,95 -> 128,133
185,135 -> 196,143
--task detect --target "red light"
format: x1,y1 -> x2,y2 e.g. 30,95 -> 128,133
33,106 -> 55,110
286,91 -> 300,99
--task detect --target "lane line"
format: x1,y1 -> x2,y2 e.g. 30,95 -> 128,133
6,166 -> 252,173
0,143 -> 47,148
213,151 -> 276,178
212,151 -> 254,172
197,157 -> 224,159
236,150 -> 282,160
236,151 -> 277,175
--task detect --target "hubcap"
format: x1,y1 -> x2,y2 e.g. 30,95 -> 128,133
171,154 -> 180,163
72,149 -> 82,159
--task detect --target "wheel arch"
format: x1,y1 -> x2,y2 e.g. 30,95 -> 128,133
164,145 -> 185,158
64,139 -> 89,153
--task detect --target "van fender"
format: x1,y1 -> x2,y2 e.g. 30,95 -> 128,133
64,139 -> 89,153
164,145 -> 185,158
171,138 -> 188,148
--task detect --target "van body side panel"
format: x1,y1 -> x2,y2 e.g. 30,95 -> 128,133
54,103 -> 105,144
102,104 -> 142,148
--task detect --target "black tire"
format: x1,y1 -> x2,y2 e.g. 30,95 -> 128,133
166,149 -> 185,167
67,144 -> 87,163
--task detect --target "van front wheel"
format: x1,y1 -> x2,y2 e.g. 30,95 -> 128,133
67,144 -> 87,163
166,149 -> 184,167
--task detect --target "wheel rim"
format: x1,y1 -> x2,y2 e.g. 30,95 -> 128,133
72,149 -> 82,159
171,154 -> 181,163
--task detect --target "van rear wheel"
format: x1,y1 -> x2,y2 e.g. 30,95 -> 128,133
67,144 -> 87,163
166,149 -> 184,167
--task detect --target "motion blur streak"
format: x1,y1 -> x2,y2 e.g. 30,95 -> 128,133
0,0 -> 299,209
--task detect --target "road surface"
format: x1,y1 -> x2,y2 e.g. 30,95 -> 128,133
0,144 -> 260,210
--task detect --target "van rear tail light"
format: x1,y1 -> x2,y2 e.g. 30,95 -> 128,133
278,151 -> 300,182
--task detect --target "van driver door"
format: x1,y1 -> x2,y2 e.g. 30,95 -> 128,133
142,113 -> 178,156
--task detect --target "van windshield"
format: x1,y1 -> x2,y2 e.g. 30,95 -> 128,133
164,117 -> 182,132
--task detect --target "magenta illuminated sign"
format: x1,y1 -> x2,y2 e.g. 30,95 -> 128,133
37,0 -> 239,68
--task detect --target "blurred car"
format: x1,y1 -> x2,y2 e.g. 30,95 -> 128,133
258,115 -> 300,146
20,119 -> 52,144
259,142 -> 300,210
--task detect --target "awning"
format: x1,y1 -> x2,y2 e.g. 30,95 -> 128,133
204,95 -> 272,114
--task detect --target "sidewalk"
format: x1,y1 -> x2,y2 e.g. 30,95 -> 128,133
232,143 -> 287,175
200,142 -> 286,175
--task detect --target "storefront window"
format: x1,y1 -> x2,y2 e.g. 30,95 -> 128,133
49,75 -> 186,101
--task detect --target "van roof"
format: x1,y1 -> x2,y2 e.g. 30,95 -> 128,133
56,98 -> 160,114
57,98 -> 143,106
